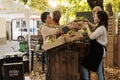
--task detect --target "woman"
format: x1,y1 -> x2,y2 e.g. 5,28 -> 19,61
81,11 -> 108,80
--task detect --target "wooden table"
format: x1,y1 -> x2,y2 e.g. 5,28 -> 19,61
47,41 -> 90,80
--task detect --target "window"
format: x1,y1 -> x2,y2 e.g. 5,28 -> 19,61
22,21 -> 26,27
16,21 -> 20,28
37,21 -> 40,28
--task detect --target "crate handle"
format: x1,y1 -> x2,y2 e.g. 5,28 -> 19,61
70,34 -> 75,37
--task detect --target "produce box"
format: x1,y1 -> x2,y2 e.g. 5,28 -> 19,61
63,31 -> 83,42
43,38 -> 66,51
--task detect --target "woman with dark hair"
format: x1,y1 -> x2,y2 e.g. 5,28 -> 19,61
81,11 -> 108,80
87,6 -> 103,31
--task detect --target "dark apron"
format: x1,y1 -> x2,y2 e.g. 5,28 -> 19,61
81,39 -> 104,72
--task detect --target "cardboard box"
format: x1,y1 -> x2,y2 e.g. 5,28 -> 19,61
43,38 -> 65,51
64,32 -> 83,42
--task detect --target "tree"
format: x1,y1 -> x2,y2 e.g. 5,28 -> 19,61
20,0 -> 49,12
87,0 -> 103,10
20,0 -> 120,23
20,0 -> 28,4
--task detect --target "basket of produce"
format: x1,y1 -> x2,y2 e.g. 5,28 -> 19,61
63,30 -> 83,42
43,37 -> 65,51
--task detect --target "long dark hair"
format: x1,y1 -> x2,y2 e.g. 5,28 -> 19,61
97,11 -> 108,30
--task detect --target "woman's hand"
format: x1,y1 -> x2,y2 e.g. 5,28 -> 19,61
84,22 -> 89,29
67,21 -> 83,30
84,22 -> 92,38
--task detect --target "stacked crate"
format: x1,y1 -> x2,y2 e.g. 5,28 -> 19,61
105,15 -> 116,66
117,16 -> 120,67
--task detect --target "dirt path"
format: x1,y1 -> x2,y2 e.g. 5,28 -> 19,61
28,57 -> 120,80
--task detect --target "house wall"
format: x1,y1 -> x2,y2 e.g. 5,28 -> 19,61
0,17 -> 6,45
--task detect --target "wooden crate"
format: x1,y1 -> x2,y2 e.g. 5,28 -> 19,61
107,35 -> 115,44
108,27 -> 115,35
107,44 -> 114,51
43,38 -> 65,51
63,32 -> 83,42
116,16 -> 120,66
108,16 -> 116,36
108,15 -> 115,20
118,27 -> 120,35
116,36 -> 120,67
105,35 -> 115,66
105,50 -> 114,66
118,16 -> 120,35
48,50 -> 79,80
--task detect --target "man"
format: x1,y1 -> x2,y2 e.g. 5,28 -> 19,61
52,10 -> 61,25
40,12 -> 82,80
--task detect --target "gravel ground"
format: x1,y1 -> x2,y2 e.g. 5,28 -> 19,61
29,58 -> 120,80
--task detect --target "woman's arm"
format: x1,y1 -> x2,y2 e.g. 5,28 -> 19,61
85,22 -> 92,37
85,22 -> 104,40
87,21 -> 97,28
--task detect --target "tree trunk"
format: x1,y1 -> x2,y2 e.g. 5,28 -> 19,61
87,0 -> 103,10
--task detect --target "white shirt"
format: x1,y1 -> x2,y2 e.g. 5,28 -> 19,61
40,23 -> 59,44
89,25 -> 107,46
89,25 -> 107,57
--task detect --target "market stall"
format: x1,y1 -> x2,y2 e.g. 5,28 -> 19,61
39,27 -> 90,80
46,40 -> 90,80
